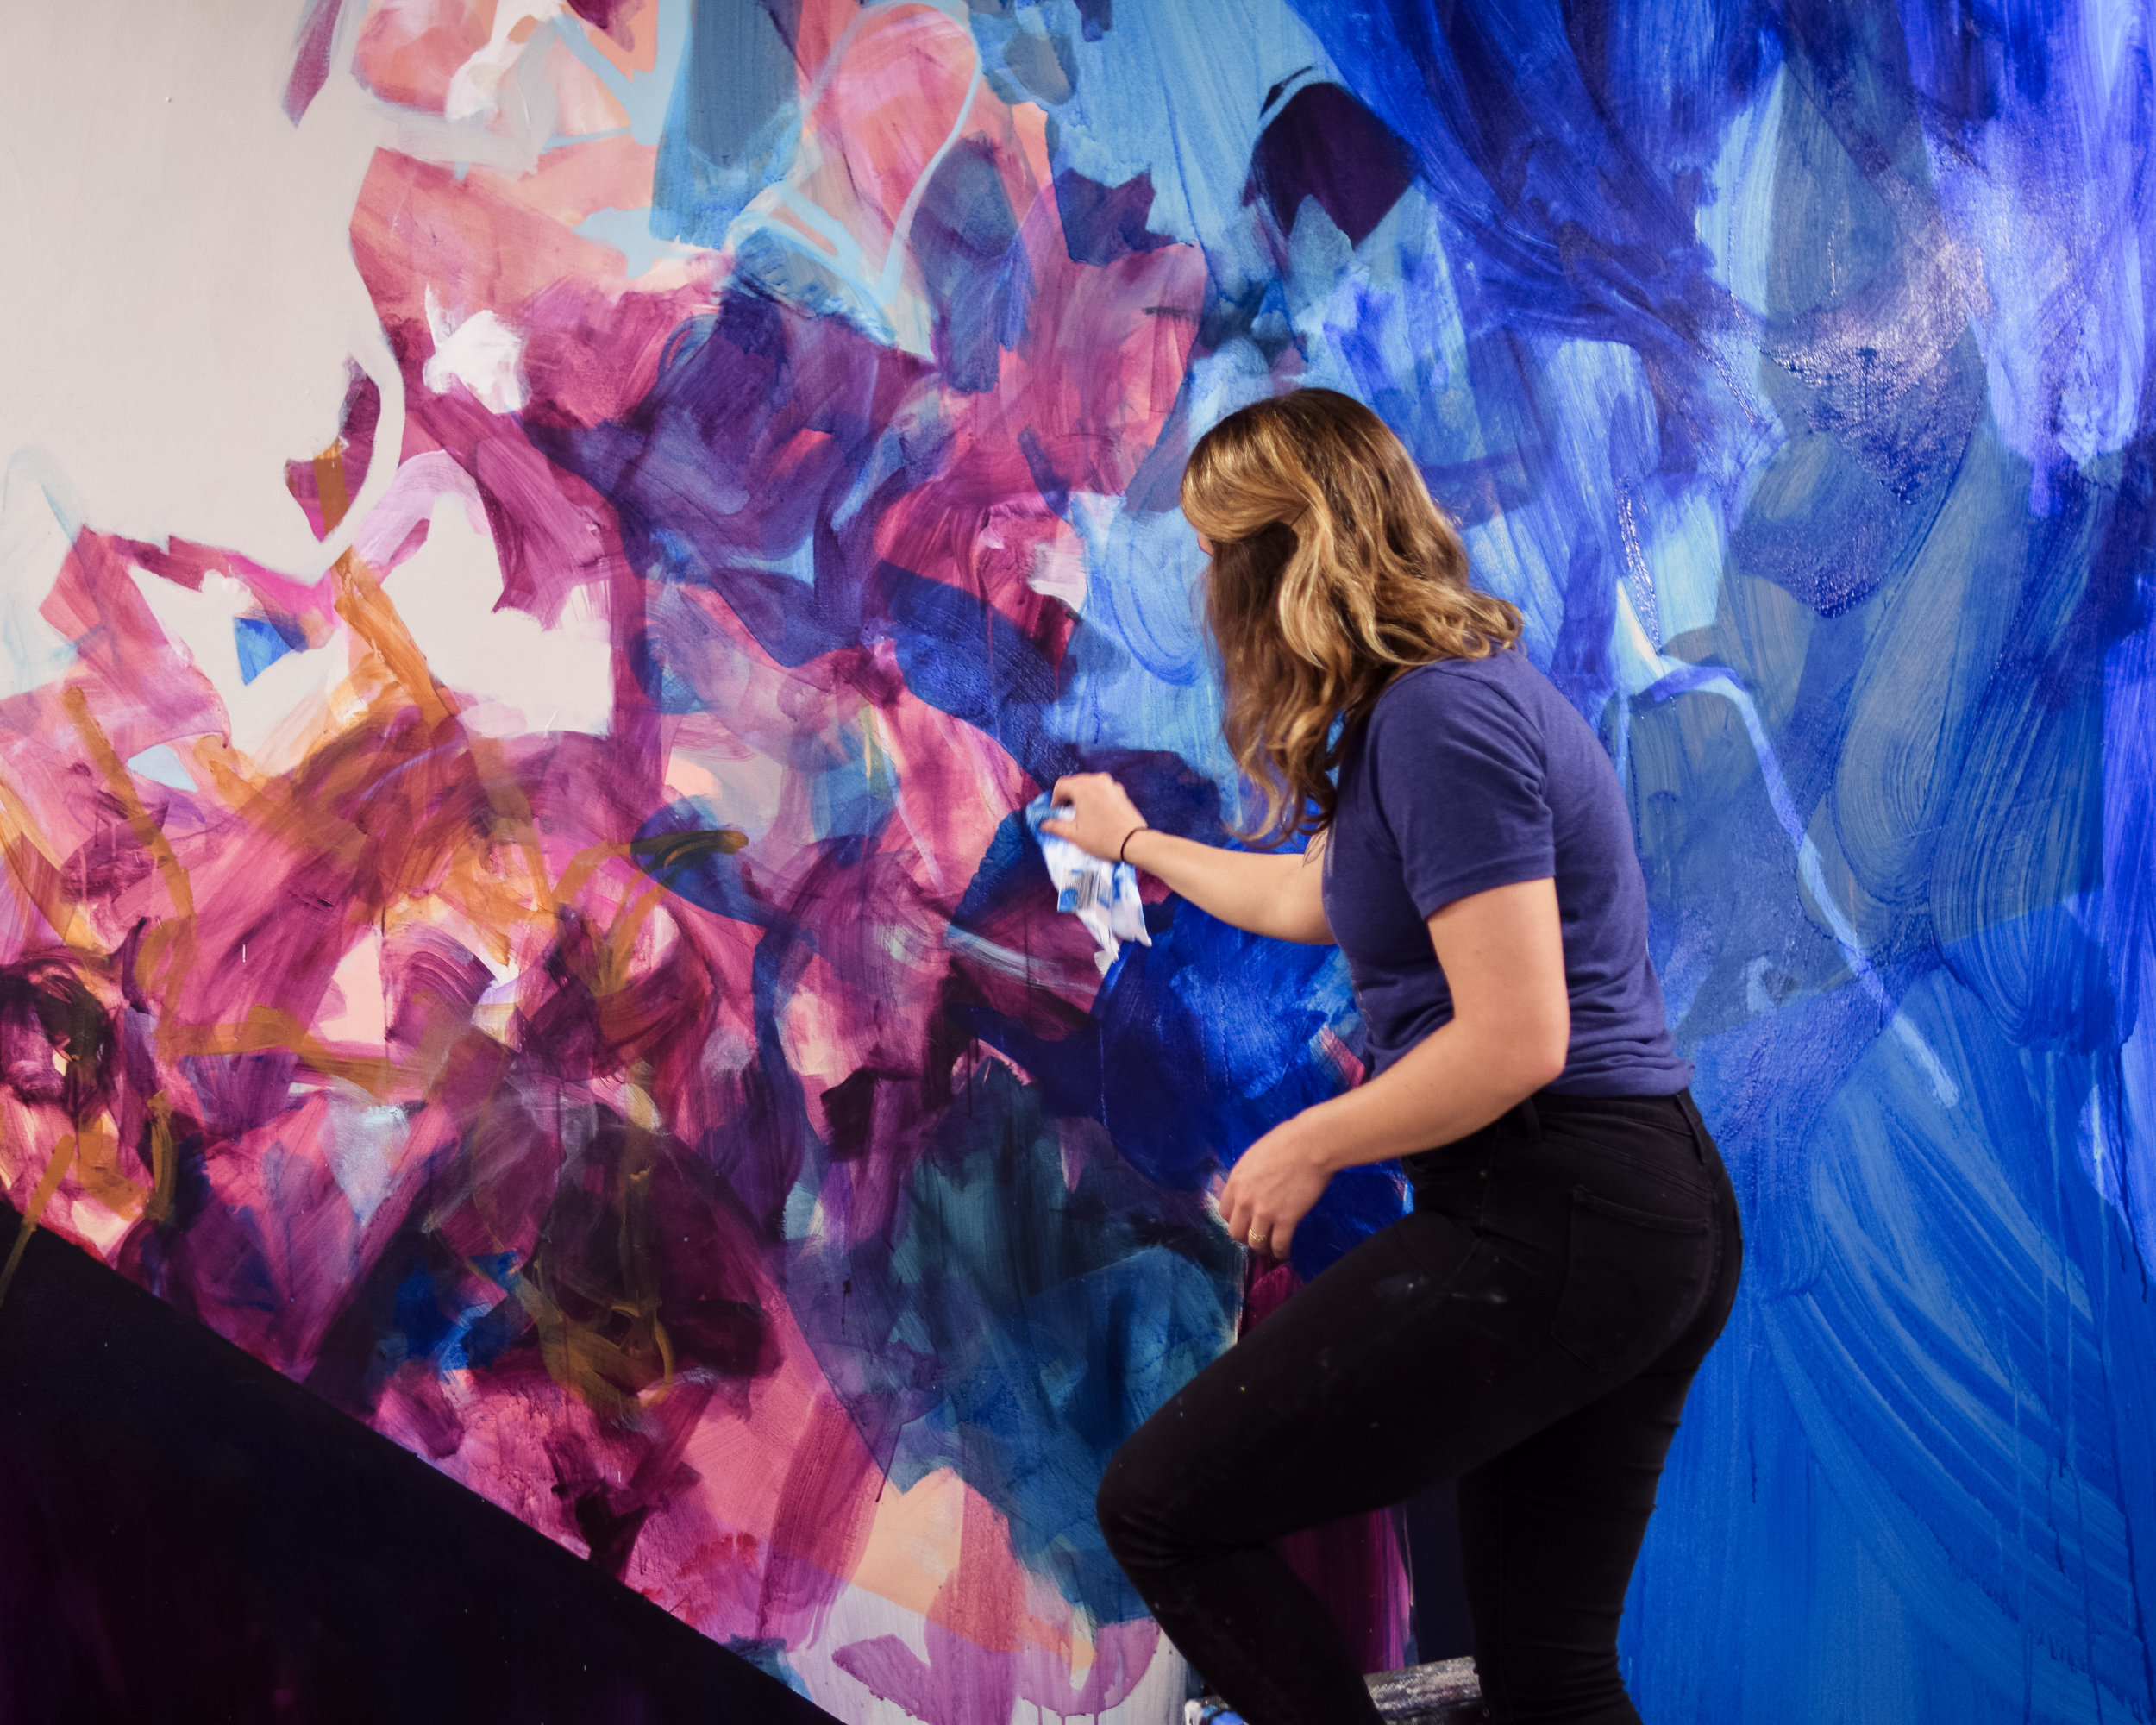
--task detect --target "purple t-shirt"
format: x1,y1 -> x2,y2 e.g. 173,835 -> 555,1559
1320,648 -> 1691,1095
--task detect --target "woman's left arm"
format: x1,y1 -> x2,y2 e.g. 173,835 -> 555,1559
1216,876 -> 1570,1259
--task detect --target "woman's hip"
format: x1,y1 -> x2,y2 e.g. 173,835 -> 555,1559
1404,1088 -> 1730,1223
1398,1087 -> 1741,1378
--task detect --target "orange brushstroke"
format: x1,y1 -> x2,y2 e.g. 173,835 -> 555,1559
71,1113 -> 147,1224
63,686 -> 196,926
0,771 -> 101,956
462,731 -> 557,915
312,440 -> 352,536
163,1006 -> 399,1099
144,1092 -> 178,1225
549,838 -> 634,910
331,549 -> 455,730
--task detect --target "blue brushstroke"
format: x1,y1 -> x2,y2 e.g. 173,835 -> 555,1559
912,138 -> 1031,393
878,1060 -> 1242,1620
233,616 -> 295,684
649,0 -> 801,248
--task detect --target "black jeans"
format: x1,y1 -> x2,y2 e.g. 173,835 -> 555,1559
1097,1089 -> 1743,1724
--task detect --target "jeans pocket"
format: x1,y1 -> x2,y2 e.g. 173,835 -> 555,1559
1549,1186 -> 1714,1371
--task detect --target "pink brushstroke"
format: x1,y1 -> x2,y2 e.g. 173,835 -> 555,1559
282,0 -> 345,124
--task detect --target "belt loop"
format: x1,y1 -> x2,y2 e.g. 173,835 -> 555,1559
1516,1094 -> 1541,1142
1677,1088 -> 1708,1162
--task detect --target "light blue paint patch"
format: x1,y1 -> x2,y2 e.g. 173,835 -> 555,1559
1636,486 -> 1727,644
723,535 -> 818,590
1456,336 -> 1673,672
572,205 -> 704,278
1063,491 -> 1209,687
0,456 -> 83,700
1050,490 -> 1214,731
1277,189 -> 1489,476
125,743 -> 196,792
1694,60 -> 1789,317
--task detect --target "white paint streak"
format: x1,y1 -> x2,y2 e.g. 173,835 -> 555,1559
423,289 -> 532,416
1611,589 -> 1961,1107
444,0 -> 566,124
323,1100 -> 411,1231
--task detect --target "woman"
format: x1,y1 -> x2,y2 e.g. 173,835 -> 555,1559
1043,389 -> 1742,1724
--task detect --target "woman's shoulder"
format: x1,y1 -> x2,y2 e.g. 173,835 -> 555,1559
1369,647 -> 1543,733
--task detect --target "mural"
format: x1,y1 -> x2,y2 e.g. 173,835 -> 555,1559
1,0 -> 2152,1720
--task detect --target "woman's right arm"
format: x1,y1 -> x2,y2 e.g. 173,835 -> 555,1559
1042,774 -> 1334,944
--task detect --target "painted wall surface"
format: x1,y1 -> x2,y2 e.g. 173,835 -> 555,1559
1,1 -> 2152,1720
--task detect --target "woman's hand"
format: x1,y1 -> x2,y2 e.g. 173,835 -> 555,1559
1216,1115 -> 1335,1261
1042,772 -> 1150,862
1036,775 -> 1331,943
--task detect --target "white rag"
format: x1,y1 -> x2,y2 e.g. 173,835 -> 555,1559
1025,792 -> 1153,974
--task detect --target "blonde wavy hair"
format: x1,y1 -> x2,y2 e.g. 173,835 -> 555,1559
1181,387 -> 1523,845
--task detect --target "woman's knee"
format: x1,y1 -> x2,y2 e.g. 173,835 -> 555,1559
1094,1426 -> 1201,1577
1094,1439 -> 1153,1559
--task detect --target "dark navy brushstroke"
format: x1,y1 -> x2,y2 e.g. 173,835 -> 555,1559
1244,80 -> 1420,249
1052,170 -> 1175,266
1283,0 -> 1760,480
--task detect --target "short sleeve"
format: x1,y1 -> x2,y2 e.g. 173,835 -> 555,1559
1367,667 -> 1553,918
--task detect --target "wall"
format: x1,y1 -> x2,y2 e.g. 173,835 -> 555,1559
1,2 -> 2152,1721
